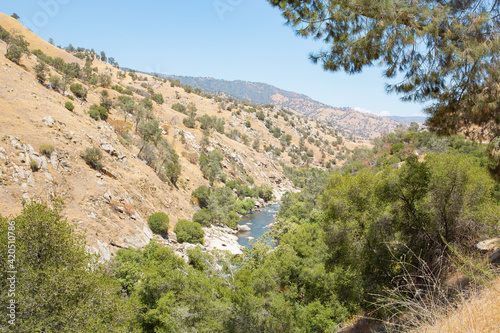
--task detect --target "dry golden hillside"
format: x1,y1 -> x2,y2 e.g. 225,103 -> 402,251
167,75 -> 400,139
0,12 -> 83,65
0,13 -> 359,259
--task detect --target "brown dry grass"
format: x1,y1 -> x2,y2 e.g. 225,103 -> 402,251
379,248 -> 500,333
0,12 -> 84,65
412,277 -> 500,333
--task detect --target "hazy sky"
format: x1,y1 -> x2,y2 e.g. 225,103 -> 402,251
1,1 -> 428,117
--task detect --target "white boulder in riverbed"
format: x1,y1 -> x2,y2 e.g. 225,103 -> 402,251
238,225 -> 251,232
204,225 -> 243,255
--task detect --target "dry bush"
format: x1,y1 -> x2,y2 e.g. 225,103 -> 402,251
182,151 -> 199,164
107,118 -> 132,134
110,200 -> 135,216
414,278 -> 500,333
378,246 -> 500,333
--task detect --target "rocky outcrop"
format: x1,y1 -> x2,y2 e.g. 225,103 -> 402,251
203,225 -> 243,255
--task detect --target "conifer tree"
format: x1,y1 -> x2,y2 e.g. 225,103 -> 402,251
269,0 -> 500,137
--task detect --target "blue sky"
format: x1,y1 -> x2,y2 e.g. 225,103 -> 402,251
1,0 -> 427,117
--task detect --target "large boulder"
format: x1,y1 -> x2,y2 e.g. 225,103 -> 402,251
237,225 -> 251,232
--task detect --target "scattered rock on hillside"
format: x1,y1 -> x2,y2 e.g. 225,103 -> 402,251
103,190 -> 112,203
42,116 -> 54,127
100,143 -> 118,156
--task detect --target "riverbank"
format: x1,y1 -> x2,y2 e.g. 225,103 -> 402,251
237,202 -> 281,249
167,186 -> 295,260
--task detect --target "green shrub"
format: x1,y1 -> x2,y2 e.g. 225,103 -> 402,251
0,25 -> 10,42
256,110 -> 265,121
257,185 -> 274,202
70,83 -> 87,100
81,147 -> 103,170
50,75 -> 66,93
390,142 -> 405,155
174,220 -> 204,245
148,212 -> 169,236
67,95 -> 74,101
34,60 -> 48,82
30,160 -> 39,172
88,104 -> 108,121
192,208 -> 212,227
151,93 -> 164,105
172,103 -> 186,113
192,186 -> 211,209
39,145 -> 54,157
223,211 -> 240,229
182,117 -> 196,128
65,101 -> 74,111
242,198 -> 256,211
5,35 -> 30,65
123,88 -> 133,96
111,84 -> 124,93
0,202 -> 134,332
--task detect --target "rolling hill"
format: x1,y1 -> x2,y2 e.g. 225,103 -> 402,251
163,75 -> 401,139
0,12 -> 367,259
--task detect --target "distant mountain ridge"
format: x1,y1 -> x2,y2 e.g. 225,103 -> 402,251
386,116 -> 427,124
161,75 -> 400,139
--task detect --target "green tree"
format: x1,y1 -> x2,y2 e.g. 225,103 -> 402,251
269,0 -> 500,137
34,59 -> 48,83
256,110 -> 265,121
70,83 -> 87,101
99,73 -> 111,88
0,25 -> 10,42
200,150 -> 223,185
155,137 -> 181,186
148,212 -> 169,237
174,220 -> 204,244
137,119 -> 161,156
192,208 -> 212,227
0,202 -> 136,332
192,185 -> 212,209
252,137 -> 260,152
118,96 -> 135,122
133,104 -> 153,132
50,75 -> 67,94
100,95 -> 113,111
183,103 -> 197,128
5,35 -> 29,65
11,13 -> 19,19
171,103 -> 186,113
65,101 -> 74,111
151,93 -> 164,105
88,104 -> 108,121
81,147 -> 103,170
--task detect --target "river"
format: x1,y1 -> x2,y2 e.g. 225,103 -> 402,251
237,203 -> 280,249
